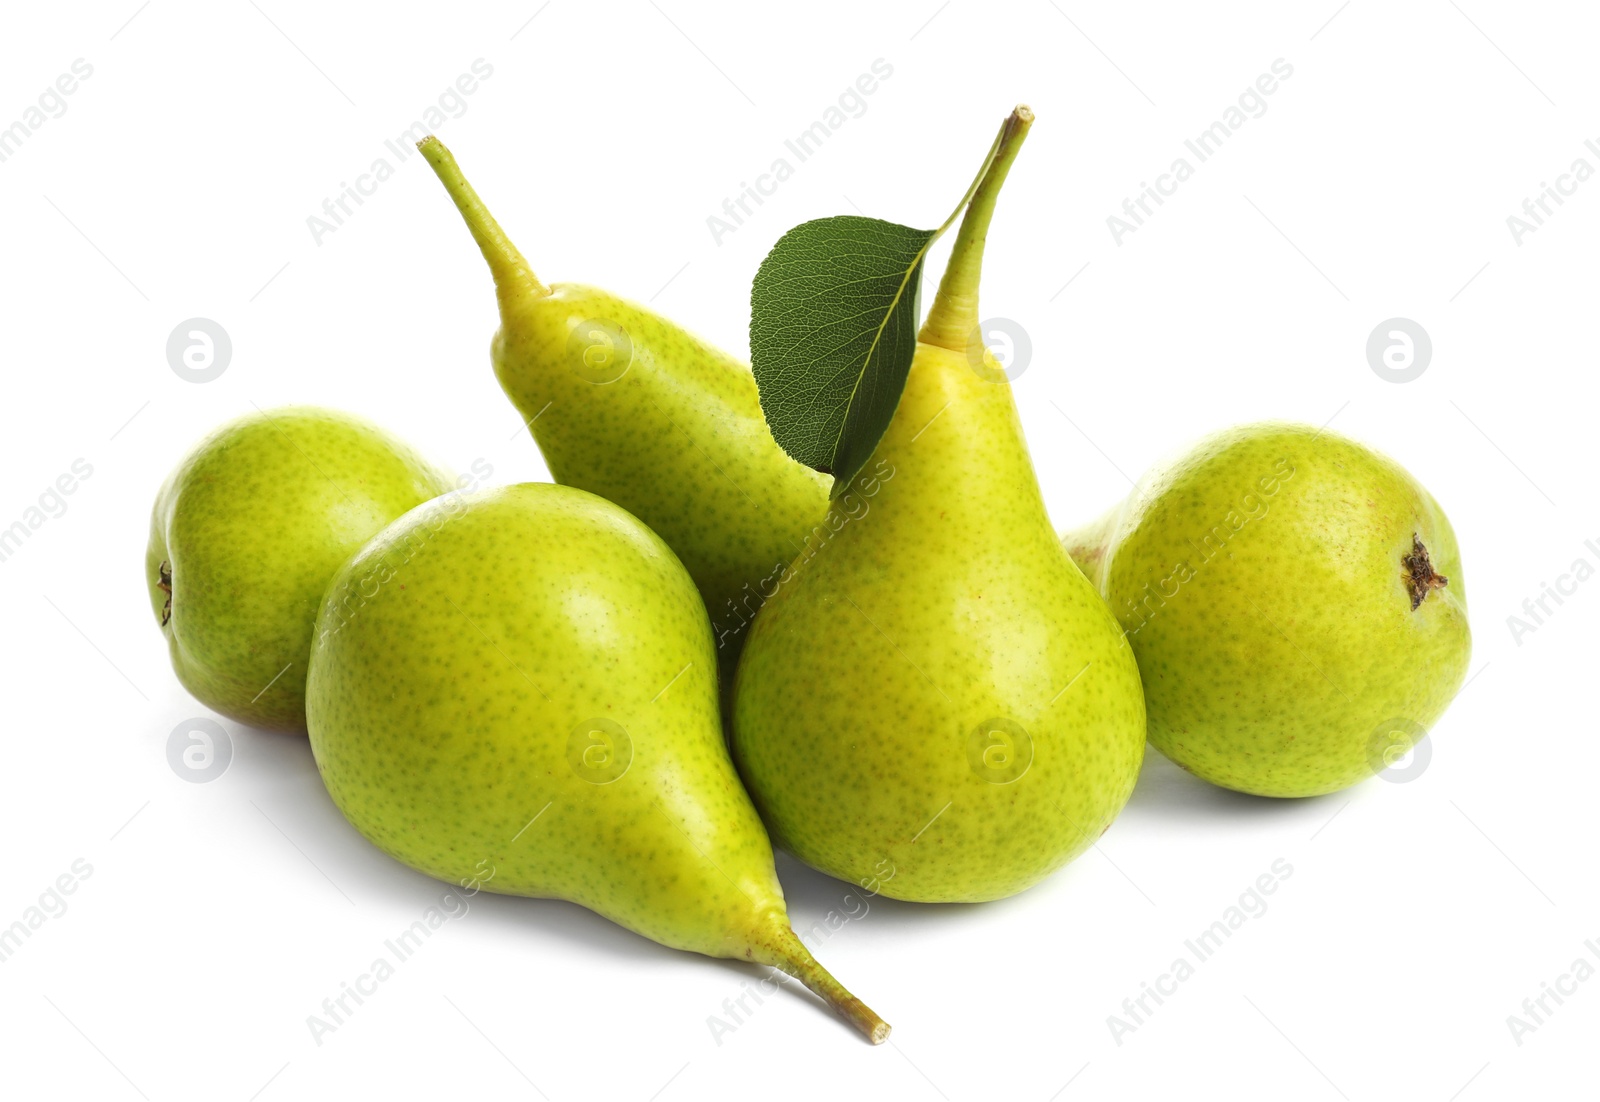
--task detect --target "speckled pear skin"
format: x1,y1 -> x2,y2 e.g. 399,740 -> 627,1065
417,138 -> 828,678
731,342 -> 1148,903
1063,422 -> 1471,798
146,407 -> 453,732
306,483 -> 800,959
495,284 -> 831,664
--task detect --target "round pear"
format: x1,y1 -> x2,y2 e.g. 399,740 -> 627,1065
147,407 -> 453,731
1064,422 -> 1471,797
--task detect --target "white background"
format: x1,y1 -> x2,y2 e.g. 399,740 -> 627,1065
1,1 -> 1593,1099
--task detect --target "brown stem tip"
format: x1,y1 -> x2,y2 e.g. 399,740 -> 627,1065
753,927 -> 890,1044
1403,535 -> 1448,610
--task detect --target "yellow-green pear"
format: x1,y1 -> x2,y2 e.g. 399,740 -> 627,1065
417,137 -> 828,672
1062,422 -> 1471,797
306,483 -> 887,1043
731,109 -> 1146,903
147,407 -> 453,731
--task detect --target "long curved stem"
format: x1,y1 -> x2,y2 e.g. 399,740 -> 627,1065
752,925 -> 890,1044
417,136 -> 550,311
919,105 -> 1033,353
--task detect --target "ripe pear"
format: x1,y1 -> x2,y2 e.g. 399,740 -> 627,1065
1062,422 -> 1471,797
731,109 -> 1146,903
147,407 -> 453,731
306,483 -> 887,1043
417,137 -> 828,674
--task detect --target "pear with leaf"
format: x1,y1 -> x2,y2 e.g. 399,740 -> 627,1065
732,108 -> 1146,902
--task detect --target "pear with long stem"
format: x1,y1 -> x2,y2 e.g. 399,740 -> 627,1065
732,108 -> 1147,902
308,483 -> 888,1042
418,138 -> 828,677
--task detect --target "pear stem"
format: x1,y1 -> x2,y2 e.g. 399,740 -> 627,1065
753,926 -> 890,1044
918,105 -> 1033,353
416,136 -> 550,310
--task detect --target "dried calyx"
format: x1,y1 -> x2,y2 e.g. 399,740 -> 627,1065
158,560 -> 173,625
1402,535 -> 1448,611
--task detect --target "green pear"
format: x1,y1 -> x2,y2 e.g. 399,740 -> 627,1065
417,137 -> 829,675
1062,422 -> 1471,797
147,407 -> 453,731
731,108 -> 1146,903
306,483 -> 888,1043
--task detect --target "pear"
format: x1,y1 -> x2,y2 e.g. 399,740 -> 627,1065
147,407 -> 453,731
417,137 -> 828,675
306,483 -> 888,1043
1062,422 -> 1471,797
731,108 -> 1146,903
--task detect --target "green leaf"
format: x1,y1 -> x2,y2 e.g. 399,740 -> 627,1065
749,115 -> 1017,499
750,216 -> 935,496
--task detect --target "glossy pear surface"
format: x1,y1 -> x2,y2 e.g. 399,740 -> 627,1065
147,407 -> 451,731
1065,422 -> 1471,797
420,138 -> 828,664
306,483 -> 886,1040
732,340 -> 1147,902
